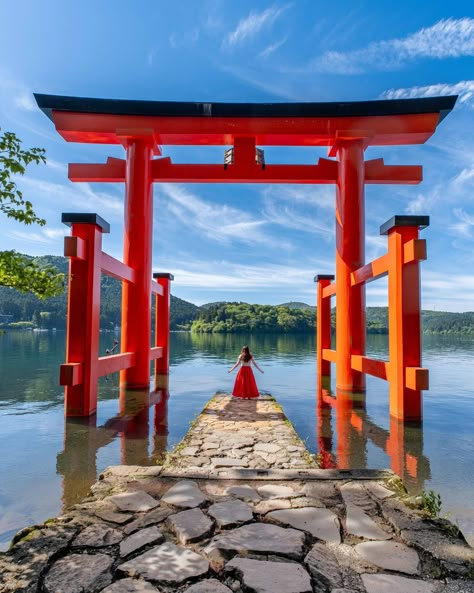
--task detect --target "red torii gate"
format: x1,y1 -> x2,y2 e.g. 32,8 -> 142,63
35,93 -> 456,420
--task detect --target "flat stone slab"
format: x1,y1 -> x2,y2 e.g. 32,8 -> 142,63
161,480 -> 208,508
123,506 -> 173,535
355,540 -> 420,574
361,573 -> 436,593
118,542 -> 209,584
207,522 -> 305,559
268,507 -> 341,543
44,553 -> 114,593
226,557 -> 312,593
95,510 -> 133,525
211,457 -> 249,467
73,524 -> 123,548
167,508 -> 213,543
101,577 -> 161,592
345,502 -> 392,540
208,499 -> 253,527
120,526 -> 164,557
254,443 -> 282,454
183,579 -> 233,592
106,491 -> 160,512
181,446 -> 200,456
304,542 -> 344,589
227,484 -> 262,502
257,484 -> 298,499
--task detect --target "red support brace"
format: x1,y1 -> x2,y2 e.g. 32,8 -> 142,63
315,275 -> 334,402
60,213 -> 110,416
154,273 -> 174,388
383,215 -> 429,422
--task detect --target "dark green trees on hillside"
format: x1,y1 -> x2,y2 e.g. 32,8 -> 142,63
191,302 -> 315,333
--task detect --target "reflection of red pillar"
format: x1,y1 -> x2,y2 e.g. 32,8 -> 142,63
57,416 -> 98,509
153,388 -> 169,461
119,387 -> 150,465
154,273 -> 174,389
383,216 -> 429,422
61,214 -> 109,416
121,139 -> 153,390
315,275 -> 334,400
335,141 -> 366,394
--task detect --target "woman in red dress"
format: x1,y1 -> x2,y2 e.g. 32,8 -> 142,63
228,345 -> 264,399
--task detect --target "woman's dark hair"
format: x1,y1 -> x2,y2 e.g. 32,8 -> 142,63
241,345 -> 252,362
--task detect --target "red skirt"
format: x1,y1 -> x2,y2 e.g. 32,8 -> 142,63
232,366 -> 259,399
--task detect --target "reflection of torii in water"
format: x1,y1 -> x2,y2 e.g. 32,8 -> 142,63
56,387 -> 169,510
317,389 -> 431,493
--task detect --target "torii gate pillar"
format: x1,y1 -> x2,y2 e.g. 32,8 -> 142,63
335,141 -> 366,395
121,138 -> 154,390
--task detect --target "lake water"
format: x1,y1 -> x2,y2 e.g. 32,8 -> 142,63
0,330 -> 473,551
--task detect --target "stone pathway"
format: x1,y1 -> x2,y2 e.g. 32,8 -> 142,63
0,393 -> 472,593
165,394 -> 314,472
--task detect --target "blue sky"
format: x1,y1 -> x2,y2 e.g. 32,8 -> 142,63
0,1 -> 473,311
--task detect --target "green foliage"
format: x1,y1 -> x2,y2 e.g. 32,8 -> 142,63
0,251 -> 64,299
0,129 -> 46,226
420,489 -> 442,518
0,129 -> 65,299
191,301 -> 315,333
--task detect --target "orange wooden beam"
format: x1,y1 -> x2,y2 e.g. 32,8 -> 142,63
150,346 -> 164,361
97,352 -> 135,377
151,280 -> 164,296
351,355 -> 389,381
364,158 -> 422,185
101,252 -> 135,283
322,348 -> 337,363
351,254 -> 389,286
322,282 -> 337,298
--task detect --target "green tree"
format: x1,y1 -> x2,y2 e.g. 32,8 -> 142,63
0,129 -> 64,298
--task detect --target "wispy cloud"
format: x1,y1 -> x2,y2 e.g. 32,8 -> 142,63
450,208 -> 474,238
158,184 -> 291,249
14,92 -> 36,112
263,197 -> 333,238
380,80 -> 474,109
19,177 -> 124,221
224,5 -> 289,48
258,36 -> 288,59
158,259 -> 323,293
310,18 -> 474,74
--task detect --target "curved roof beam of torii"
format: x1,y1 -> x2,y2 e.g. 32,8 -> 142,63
35,94 -> 457,148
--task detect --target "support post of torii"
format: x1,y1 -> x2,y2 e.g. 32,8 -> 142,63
121,138 -> 154,390
335,140 -> 366,396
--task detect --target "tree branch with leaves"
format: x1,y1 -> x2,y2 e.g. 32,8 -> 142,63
0,129 -> 64,299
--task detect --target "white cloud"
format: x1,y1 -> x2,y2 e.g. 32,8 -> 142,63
15,92 -> 36,112
18,177 -> 124,221
450,208 -> 474,238
224,5 -> 289,47
158,183 -> 291,249
160,260 -> 322,292
263,196 -> 334,238
311,18 -> 474,74
380,80 -> 474,109
258,36 -> 288,59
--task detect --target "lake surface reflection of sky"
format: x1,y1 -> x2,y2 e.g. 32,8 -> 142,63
0,331 -> 473,550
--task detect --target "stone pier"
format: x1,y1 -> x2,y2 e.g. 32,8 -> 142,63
0,394 -> 472,593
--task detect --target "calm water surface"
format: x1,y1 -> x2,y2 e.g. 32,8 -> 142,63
0,330 -> 473,550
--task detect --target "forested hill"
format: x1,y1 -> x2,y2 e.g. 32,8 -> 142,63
0,255 -> 473,334
0,255 -> 199,331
